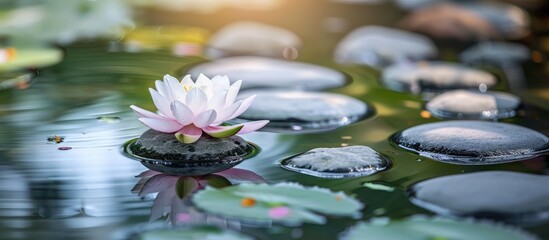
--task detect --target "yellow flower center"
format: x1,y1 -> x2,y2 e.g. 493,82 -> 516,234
183,84 -> 193,92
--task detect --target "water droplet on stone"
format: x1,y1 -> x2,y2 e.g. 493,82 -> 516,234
205,21 -> 302,59
188,56 -> 347,90
280,146 -> 389,178
236,90 -> 370,132
334,26 -> 437,68
282,46 -> 299,60
426,90 -> 520,119
382,62 -> 497,95
96,116 -> 121,123
410,171 -> 549,224
393,120 -> 549,164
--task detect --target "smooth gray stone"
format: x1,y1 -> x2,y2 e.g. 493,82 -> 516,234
129,129 -> 253,176
188,56 -> 347,90
393,121 -> 549,164
239,90 -> 367,121
280,146 -> 389,178
411,171 -> 549,224
334,26 -> 437,68
206,21 -> 302,59
426,90 -> 520,119
382,62 -> 497,94
461,42 -> 530,65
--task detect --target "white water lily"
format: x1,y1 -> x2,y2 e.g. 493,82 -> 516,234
131,74 -> 268,143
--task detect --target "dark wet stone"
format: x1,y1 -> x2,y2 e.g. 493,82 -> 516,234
426,90 -> 520,119
393,121 -> 549,164
129,129 -> 254,176
410,171 -> 549,224
280,146 -> 389,178
382,62 -> 496,95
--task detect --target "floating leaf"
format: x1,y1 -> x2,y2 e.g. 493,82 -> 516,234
192,182 -> 363,225
137,225 -> 253,240
202,175 -> 231,188
0,48 -> 63,72
341,216 -> 538,240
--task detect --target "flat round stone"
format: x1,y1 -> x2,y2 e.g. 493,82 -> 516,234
128,129 -> 254,176
280,146 -> 389,178
188,56 -> 347,90
237,90 -> 368,131
461,42 -> 530,65
426,90 -> 520,119
382,62 -> 497,94
334,26 -> 437,68
393,121 -> 549,164
205,21 -> 302,59
410,171 -> 549,224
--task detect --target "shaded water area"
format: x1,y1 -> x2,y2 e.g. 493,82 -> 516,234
1,1 -> 549,239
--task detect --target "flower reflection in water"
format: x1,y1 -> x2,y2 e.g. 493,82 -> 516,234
131,169 -> 265,224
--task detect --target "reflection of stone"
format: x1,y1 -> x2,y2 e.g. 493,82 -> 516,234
342,215 -> 538,240
426,90 -> 520,119
334,26 -> 436,68
206,21 -> 301,59
188,56 -> 346,90
461,42 -> 530,65
382,62 -> 496,95
410,171 -> 549,224
281,146 -> 389,178
393,121 -> 549,165
130,130 -> 254,176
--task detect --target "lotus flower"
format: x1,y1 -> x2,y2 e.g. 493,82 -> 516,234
131,74 -> 268,143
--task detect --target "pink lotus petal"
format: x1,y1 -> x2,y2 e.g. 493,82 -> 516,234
268,206 -> 291,219
193,109 -> 217,128
171,101 -> 194,126
164,74 -> 186,102
176,213 -> 192,223
149,88 -> 174,118
217,168 -> 266,182
225,80 -> 242,107
136,170 -> 161,178
155,80 -> 168,98
138,118 -> 182,133
237,120 -> 269,134
211,75 -> 230,92
150,188 -> 177,221
130,105 -> 165,119
175,125 -> 203,143
181,74 -> 194,86
186,88 -> 208,115
229,95 -> 255,120
215,100 -> 242,124
139,174 -> 178,197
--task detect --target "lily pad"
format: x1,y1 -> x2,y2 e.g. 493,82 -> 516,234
341,216 -> 538,240
192,182 -> 363,225
0,48 -> 63,72
132,225 -> 253,240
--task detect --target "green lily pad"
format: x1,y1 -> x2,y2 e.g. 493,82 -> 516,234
136,225 -> 253,240
0,48 -> 62,72
341,216 -> 538,240
192,182 -> 363,225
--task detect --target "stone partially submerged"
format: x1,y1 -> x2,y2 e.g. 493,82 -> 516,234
205,21 -> 302,59
393,120 -> 549,164
280,146 -> 389,178
461,42 -> 530,65
127,129 -> 255,176
188,56 -> 347,90
237,90 -> 368,132
426,90 -> 521,119
334,26 -> 437,68
410,171 -> 549,224
382,61 -> 497,95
